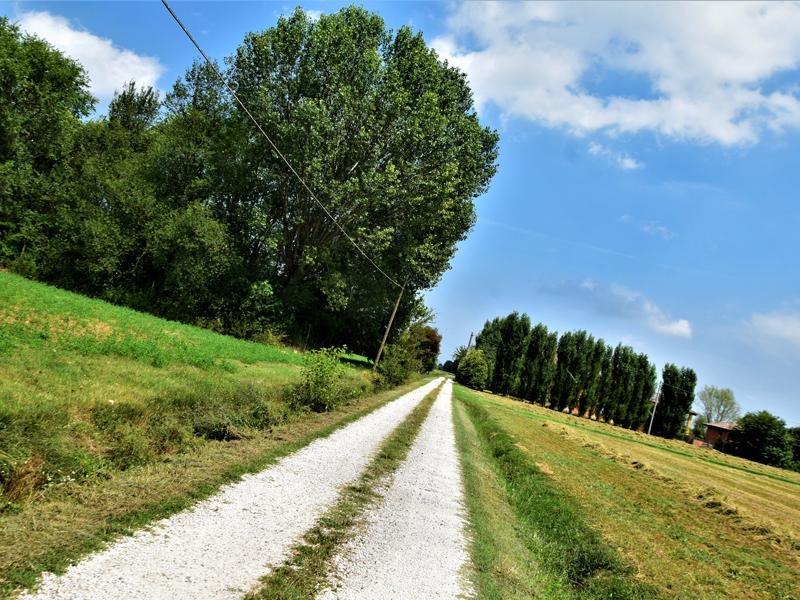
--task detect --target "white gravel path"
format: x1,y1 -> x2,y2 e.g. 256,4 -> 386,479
20,377 -> 444,600
319,378 -> 473,600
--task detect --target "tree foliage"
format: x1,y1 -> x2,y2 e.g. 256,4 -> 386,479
472,312 -> 662,435
650,364 -> 697,439
456,349 -> 489,390
732,411 -> 793,468
490,312 -> 530,395
789,427 -> 800,471
697,385 -> 740,423
0,9 -> 498,355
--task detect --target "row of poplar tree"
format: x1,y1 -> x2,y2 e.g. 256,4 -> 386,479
460,312 -> 698,439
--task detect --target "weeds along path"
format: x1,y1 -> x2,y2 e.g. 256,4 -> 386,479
20,378 -> 444,600
319,379 -> 473,600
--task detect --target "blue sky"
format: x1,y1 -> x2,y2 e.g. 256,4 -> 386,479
3,1 -> 799,425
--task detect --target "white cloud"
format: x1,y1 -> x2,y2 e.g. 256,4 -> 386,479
433,2 -> 800,145
620,215 -> 674,239
750,311 -> 800,348
304,9 -> 323,22
608,284 -> 693,338
545,280 -> 692,338
17,11 -> 165,99
588,142 -> 643,170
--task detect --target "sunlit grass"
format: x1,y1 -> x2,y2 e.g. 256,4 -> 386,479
459,386 -> 800,600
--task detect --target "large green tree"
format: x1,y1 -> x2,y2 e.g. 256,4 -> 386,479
165,7 -> 498,349
1,9 -> 498,353
732,411 -> 793,468
697,385 -> 740,423
0,18 -> 94,267
456,349 -> 489,390
475,317 -> 503,383
490,312 -> 530,395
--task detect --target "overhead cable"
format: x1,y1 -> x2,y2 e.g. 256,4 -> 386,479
160,0 -> 402,289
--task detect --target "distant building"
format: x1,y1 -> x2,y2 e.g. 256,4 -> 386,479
704,421 -> 736,449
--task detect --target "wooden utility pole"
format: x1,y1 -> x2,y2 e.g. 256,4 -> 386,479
373,281 -> 406,370
647,380 -> 662,435
466,332 -> 474,351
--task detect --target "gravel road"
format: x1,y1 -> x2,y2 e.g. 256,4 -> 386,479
21,377 -> 443,600
319,378 -> 473,600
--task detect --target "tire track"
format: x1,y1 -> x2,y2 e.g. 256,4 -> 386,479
319,379 -> 473,599
20,378 -> 443,600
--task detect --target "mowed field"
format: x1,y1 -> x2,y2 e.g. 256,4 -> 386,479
455,384 -> 800,600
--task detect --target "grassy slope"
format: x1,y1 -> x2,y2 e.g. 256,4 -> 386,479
0,271 -> 424,596
458,385 -> 799,600
0,270 -> 316,498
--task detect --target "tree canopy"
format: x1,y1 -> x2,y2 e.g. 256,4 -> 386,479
466,313 -> 663,436
650,364 -> 697,439
0,8 -> 498,354
697,385 -> 740,424
732,411 -> 794,468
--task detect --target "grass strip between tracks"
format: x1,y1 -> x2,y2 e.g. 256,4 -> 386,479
246,381 -> 444,599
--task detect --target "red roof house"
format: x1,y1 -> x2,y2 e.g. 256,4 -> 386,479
704,421 -> 736,450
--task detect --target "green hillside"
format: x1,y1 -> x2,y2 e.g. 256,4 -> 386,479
0,271 -> 439,594
0,270 -> 373,505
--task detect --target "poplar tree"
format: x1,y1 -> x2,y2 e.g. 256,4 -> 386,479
594,345 -> 614,419
490,312 -> 530,395
475,317 -> 503,384
651,364 -> 697,438
580,338 -> 607,416
533,330 -> 559,406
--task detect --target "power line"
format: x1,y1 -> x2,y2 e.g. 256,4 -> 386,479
160,0 -> 402,289
658,379 -> 697,398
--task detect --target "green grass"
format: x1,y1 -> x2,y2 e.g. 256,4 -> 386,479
340,353 -> 373,367
247,382 -> 443,599
475,393 -> 800,543
0,271 -> 302,370
455,385 -> 658,599
460,386 -> 800,600
0,271 -> 369,506
452,397 -> 573,600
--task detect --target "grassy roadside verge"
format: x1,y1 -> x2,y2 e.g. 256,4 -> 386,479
246,382 -> 444,599
0,377 -> 433,598
455,385 -> 658,600
453,397 -> 573,599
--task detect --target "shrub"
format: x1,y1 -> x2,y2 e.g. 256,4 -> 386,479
376,342 -> 420,388
456,349 -> 489,390
291,347 -> 352,412
250,397 -> 291,429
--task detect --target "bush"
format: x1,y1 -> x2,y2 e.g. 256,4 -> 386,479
376,342 -> 420,388
291,347 -> 353,412
456,349 -> 489,390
